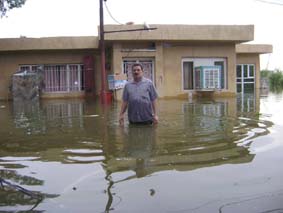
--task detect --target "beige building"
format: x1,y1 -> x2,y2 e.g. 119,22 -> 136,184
0,24 -> 272,101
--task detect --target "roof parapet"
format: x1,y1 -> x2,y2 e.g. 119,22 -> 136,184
0,36 -> 99,51
103,24 -> 254,43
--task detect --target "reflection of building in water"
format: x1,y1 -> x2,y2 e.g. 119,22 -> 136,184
260,88 -> 269,97
183,101 -> 228,134
12,100 -> 85,134
43,100 -> 84,128
104,98 -> 272,180
237,92 -> 258,113
12,100 -> 45,134
5,99 -> 105,164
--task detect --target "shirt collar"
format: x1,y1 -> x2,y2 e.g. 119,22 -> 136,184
131,77 -> 145,84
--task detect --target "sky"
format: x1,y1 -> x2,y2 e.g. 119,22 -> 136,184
1,0 -> 283,70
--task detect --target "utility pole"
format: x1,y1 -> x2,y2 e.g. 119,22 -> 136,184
99,0 -> 108,104
99,0 -> 157,104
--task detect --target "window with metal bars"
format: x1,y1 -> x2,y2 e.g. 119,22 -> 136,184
123,59 -> 154,82
19,64 -> 84,93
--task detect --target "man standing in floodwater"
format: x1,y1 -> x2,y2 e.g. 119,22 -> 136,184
119,62 -> 158,125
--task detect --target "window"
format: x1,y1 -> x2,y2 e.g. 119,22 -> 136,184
19,64 -> 84,93
19,65 -> 38,72
237,65 -> 242,78
236,64 -> 255,93
182,58 -> 227,90
183,62 -> 194,90
214,61 -> 225,89
243,65 -> 248,78
249,65 -> 254,77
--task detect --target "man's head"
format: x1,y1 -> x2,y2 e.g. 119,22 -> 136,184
132,63 -> 144,82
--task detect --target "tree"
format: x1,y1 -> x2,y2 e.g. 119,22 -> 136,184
0,0 -> 26,17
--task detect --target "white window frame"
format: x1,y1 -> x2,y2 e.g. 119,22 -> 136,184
236,64 -> 255,93
19,65 -> 38,72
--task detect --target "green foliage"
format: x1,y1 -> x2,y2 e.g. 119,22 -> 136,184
264,69 -> 283,92
260,69 -> 283,92
260,69 -> 271,78
0,0 -> 26,17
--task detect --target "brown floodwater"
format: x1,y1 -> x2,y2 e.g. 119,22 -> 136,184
0,91 -> 283,213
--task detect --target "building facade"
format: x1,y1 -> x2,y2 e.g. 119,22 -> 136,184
0,24 -> 272,101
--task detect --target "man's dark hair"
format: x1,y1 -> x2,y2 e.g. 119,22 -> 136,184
132,63 -> 143,71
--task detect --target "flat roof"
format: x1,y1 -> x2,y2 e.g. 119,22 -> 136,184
103,24 -> 254,43
236,44 -> 273,54
0,36 -> 99,51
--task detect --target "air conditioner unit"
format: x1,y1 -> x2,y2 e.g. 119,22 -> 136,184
194,66 -> 221,90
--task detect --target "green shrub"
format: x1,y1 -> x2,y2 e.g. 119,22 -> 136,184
268,70 -> 283,92
260,69 -> 283,92
260,70 -> 271,78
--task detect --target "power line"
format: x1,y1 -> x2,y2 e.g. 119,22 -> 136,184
104,1 -> 123,25
255,0 -> 283,6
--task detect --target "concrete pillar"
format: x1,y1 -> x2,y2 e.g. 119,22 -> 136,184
155,42 -> 165,97
112,43 -> 123,100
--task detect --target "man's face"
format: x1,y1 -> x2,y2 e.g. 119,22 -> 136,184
132,65 -> 143,80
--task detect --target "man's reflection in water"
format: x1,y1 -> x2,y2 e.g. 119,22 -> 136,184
122,124 -> 156,178
104,125 -> 157,212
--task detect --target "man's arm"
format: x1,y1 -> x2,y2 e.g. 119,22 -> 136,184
119,101 -> 128,125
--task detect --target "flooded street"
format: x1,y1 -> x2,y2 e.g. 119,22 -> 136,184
0,91 -> 283,213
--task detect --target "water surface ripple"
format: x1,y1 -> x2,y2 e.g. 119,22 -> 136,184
0,92 -> 282,212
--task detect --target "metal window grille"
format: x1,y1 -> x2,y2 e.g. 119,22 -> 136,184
43,64 -> 84,92
44,65 -> 64,92
18,64 -> 84,93
123,59 -> 154,81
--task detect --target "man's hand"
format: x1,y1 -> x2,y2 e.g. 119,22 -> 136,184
119,101 -> 128,126
153,115 -> 159,124
119,114 -> 125,126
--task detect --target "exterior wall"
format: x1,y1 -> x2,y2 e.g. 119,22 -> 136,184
111,41 -> 237,100
0,50 -> 97,100
236,53 -> 260,89
0,34 -> 271,101
162,43 -> 236,98
111,42 -> 157,99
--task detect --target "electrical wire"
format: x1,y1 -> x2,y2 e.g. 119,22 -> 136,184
104,1 -> 124,25
103,1 -> 153,76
